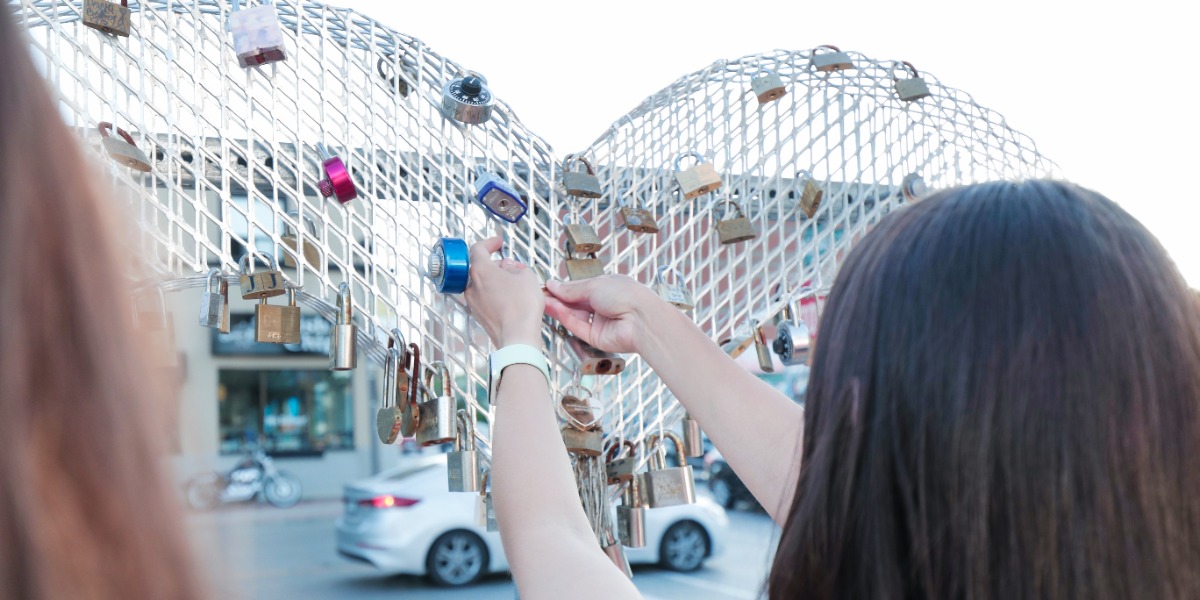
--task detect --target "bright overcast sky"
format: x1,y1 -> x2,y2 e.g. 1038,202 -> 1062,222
340,0 -> 1199,287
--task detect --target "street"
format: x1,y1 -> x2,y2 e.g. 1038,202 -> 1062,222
188,492 -> 778,600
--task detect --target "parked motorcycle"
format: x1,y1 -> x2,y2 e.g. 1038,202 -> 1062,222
185,446 -> 302,509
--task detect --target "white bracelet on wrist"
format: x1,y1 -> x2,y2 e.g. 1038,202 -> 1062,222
487,344 -> 552,406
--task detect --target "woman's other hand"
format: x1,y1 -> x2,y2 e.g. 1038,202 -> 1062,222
463,236 -> 545,348
543,275 -> 663,355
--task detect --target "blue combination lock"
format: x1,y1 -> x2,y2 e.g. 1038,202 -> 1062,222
474,166 -> 527,223
428,237 -> 470,294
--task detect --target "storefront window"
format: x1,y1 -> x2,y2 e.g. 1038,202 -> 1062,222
218,369 -> 354,455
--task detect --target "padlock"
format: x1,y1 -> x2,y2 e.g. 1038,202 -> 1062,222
238,253 -> 287,300
329,281 -> 357,371
315,143 -> 357,204
563,240 -> 605,281
893,61 -> 931,102
674,151 -> 722,200
682,412 -> 704,458
810,44 -> 854,72
750,69 -> 787,104
416,361 -> 458,447
714,200 -> 757,245
376,347 -> 403,444
560,326 -> 625,375
376,56 -> 411,97
601,529 -> 634,579
563,213 -> 602,255
281,210 -> 322,270
559,385 -> 602,431
427,237 -> 470,294
751,318 -> 775,373
473,166 -> 527,223
616,477 -> 647,548
447,409 -> 481,492
229,2 -> 286,68
82,0 -> 130,37
399,341 -> 422,439
638,432 -> 697,508
616,193 -> 660,234
442,72 -> 495,125
98,123 -> 151,172
135,287 -> 177,369
721,332 -> 755,359
562,154 -> 603,199
477,470 -> 498,532
217,280 -> 231,334
198,268 -> 226,329
654,265 -> 694,312
561,425 -> 604,457
902,172 -> 927,203
797,170 -> 824,218
254,296 -> 286,343
605,440 -> 639,485
773,299 -> 813,366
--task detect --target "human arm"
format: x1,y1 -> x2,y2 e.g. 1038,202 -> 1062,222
463,238 -> 640,600
545,276 -> 804,524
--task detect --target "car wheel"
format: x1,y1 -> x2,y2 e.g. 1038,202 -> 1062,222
426,530 -> 489,587
184,473 -> 221,510
709,475 -> 736,509
263,473 -> 302,508
659,521 -> 708,572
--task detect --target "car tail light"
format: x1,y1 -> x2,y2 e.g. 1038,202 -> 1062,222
358,495 -> 419,509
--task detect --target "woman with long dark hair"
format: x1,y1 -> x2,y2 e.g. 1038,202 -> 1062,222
0,7 -> 209,600
465,180 -> 1200,599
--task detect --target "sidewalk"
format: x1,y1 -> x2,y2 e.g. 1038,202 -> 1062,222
185,499 -> 344,526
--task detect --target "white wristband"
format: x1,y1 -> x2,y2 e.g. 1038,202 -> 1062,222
487,344 -> 552,406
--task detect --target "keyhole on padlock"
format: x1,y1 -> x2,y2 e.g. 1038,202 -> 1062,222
461,76 -> 483,96
595,359 -> 612,373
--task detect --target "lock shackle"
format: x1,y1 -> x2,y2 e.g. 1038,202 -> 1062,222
559,385 -> 600,431
98,122 -> 137,147
454,409 -> 475,451
336,282 -> 352,324
406,342 -> 421,408
382,347 -> 401,409
814,44 -> 842,53
562,239 -> 596,261
285,210 -> 321,239
655,264 -> 685,287
753,68 -> 778,78
238,251 -> 280,275
673,151 -> 707,172
605,438 -> 639,463
423,360 -> 452,399
894,60 -> 920,80
480,469 -> 490,497
316,142 -> 333,162
563,153 -> 596,176
205,268 -> 223,293
712,198 -> 745,221
647,431 -> 687,469
797,169 -> 815,182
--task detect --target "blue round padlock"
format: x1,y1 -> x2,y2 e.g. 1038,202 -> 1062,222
428,237 -> 470,294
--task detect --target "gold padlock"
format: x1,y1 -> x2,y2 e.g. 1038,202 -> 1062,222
83,0 -> 130,37
713,199 -> 757,245
674,151 -> 723,200
562,154 -> 603,199
563,213 -> 602,255
750,69 -> 787,104
893,61 -> 931,102
281,210 -> 323,270
238,253 -> 288,300
563,239 -> 605,281
617,193 -> 660,234
810,44 -> 854,72
798,170 -> 824,218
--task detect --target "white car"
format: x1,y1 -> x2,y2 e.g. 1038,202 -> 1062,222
336,454 -> 729,586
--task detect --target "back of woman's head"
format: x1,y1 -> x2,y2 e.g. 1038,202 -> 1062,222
0,8 -> 208,600
770,180 -> 1200,600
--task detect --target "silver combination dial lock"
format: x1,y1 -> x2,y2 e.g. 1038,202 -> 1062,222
442,73 -> 494,125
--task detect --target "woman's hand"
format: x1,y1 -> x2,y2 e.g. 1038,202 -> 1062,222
463,236 -> 545,348
543,274 -> 664,355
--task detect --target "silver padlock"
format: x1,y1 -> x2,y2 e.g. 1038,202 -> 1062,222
810,44 -> 854,72
674,151 -> 723,200
229,1 -> 287,68
477,470 -> 498,532
682,412 -> 704,458
238,253 -> 287,300
560,326 -> 625,375
561,424 -> 604,457
442,72 -> 495,125
217,280 -> 231,334
563,240 -> 605,281
416,361 -> 458,447
602,529 -> 634,579
654,265 -> 694,312
773,299 -> 813,366
638,432 -> 697,508
329,282 -> 357,371
376,346 -> 403,445
447,409 -> 481,493
83,0 -> 130,37
281,210 -> 322,270
902,172 -> 928,202
751,318 -> 775,373
714,199 -> 757,245
616,477 -> 647,548
562,154 -> 603,199
894,60 -> 931,102
797,170 -> 824,218
198,268 -> 226,329
750,69 -> 787,104
98,122 -> 151,172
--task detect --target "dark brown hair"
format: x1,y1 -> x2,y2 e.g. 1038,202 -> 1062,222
0,8 -> 209,600
769,180 -> 1200,599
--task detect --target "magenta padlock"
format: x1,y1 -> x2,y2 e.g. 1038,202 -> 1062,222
316,143 -> 357,204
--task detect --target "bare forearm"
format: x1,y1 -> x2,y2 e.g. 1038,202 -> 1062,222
637,303 -> 804,523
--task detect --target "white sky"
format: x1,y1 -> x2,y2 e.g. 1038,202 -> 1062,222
339,0 -> 1199,287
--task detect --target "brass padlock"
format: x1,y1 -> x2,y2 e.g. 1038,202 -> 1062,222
376,346 -> 403,444
674,151 -> 722,200
617,193 -> 660,234
638,433 -> 697,508
605,440 -> 639,485
654,265 -> 694,312
616,477 -> 647,548
810,44 -> 854,72
564,213 -> 602,255
902,172 -> 928,202
399,341 -> 421,439
238,253 -> 287,300
562,154 -> 603,199
254,296 -> 285,343
329,282 -> 357,371
98,122 -> 151,172
416,361 -> 458,447
893,60 -> 931,102
83,0 -> 130,37
751,69 -> 787,104
560,326 -> 625,375
280,287 -> 301,344
561,424 -> 604,457
447,409 -> 481,492
281,210 -> 322,270
477,470 -> 498,532
714,200 -> 757,245
751,318 -> 775,373
682,412 -> 704,458
798,170 -> 824,218
564,240 -> 605,281
217,280 -> 231,334
198,268 -> 226,329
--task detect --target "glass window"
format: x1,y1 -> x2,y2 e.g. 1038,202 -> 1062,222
218,369 -> 354,455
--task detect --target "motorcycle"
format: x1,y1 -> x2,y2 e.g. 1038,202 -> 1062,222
185,446 -> 303,510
